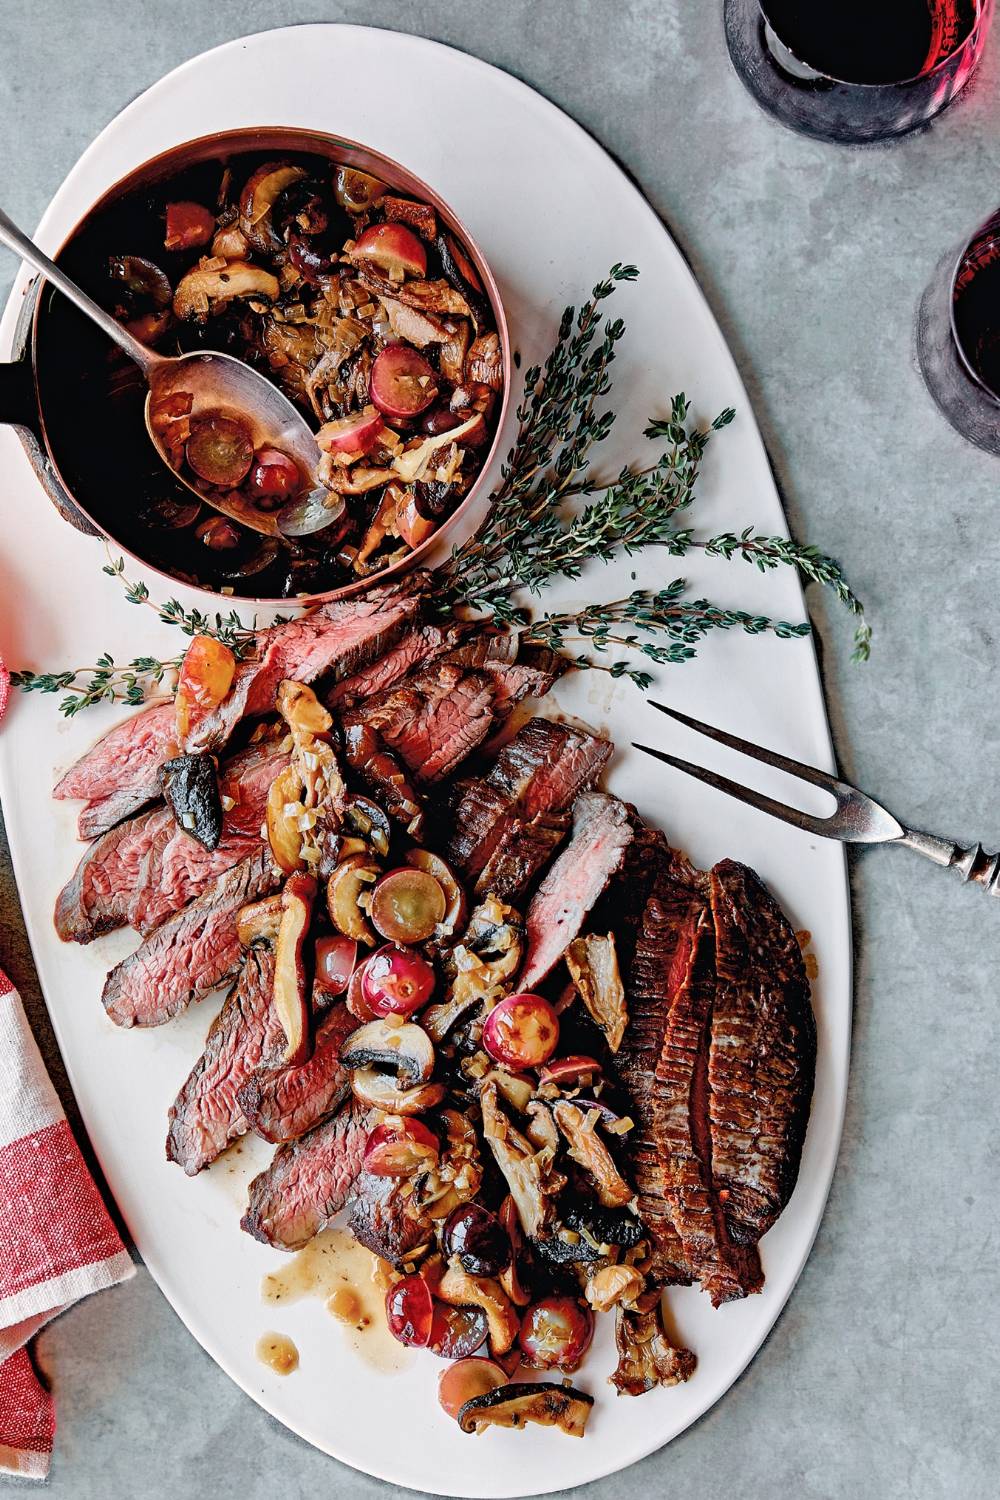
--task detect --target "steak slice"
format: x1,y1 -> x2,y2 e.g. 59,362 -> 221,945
348,1170 -> 428,1265
446,719 -> 613,884
241,1102 -> 370,1251
129,740 -> 289,936
102,847 -> 281,1028
707,859 -> 816,1247
326,621 -> 469,709
54,700 -> 178,839
343,662 -> 496,785
480,647 -> 565,716
165,946 -> 283,1175
520,793 -> 635,988
237,1001 -> 355,1144
188,573 -> 429,753
54,805 -> 172,944
473,811 -> 570,905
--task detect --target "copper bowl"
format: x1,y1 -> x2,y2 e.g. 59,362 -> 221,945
2,127 -> 510,605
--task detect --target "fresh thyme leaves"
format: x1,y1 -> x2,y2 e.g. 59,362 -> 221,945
441,265 -> 868,673
13,265 -> 868,716
10,655 -> 183,718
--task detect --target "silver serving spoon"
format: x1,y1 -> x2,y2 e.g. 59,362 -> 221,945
0,206 -> 333,538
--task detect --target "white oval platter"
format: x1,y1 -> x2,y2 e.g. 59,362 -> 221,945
0,24 -> 851,1499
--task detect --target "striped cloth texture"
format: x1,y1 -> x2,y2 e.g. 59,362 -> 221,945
0,656 -> 134,1477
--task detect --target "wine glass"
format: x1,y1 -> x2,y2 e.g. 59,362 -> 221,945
918,206 -> 1000,454
724,0 -> 992,145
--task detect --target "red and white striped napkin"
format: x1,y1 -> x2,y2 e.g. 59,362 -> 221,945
0,658 -> 134,1477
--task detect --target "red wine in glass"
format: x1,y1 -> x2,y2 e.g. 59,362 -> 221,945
725,0 -> 991,144
918,209 -> 1000,454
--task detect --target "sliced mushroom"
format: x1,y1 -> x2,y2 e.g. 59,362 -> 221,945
173,260 -> 279,320
457,1382 -> 593,1437
392,412 -> 483,484
498,1196 -> 530,1307
584,1264 -> 646,1314
211,223 -> 249,260
239,162 -> 308,252
411,1109 -> 482,1220
610,1304 -> 696,1395
437,1261 -> 519,1355
273,874 -> 316,1065
480,1082 -> 564,1240
344,796 -> 392,859
340,1017 -> 435,1085
552,1101 -> 634,1209
565,933 -> 627,1053
382,195 -> 437,240
237,892 -> 284,947
276,679 -> 333,739
333,165 -> 387,215
350,1070 -> 445,1115
326,852 -> 381,944
425,899 -> 523,1041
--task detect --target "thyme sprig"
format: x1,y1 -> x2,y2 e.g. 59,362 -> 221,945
102,552 -> 263,653
10,655 -> 183,717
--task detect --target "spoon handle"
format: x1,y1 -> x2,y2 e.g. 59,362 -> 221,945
0,207 -> 157,376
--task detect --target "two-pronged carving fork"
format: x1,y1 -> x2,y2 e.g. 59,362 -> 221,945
633,701 -> 1000,896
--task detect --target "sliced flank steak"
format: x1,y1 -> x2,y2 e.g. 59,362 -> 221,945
241,1102 -> 370,1251
102,847 -> 281,1028
166,946 -> 284,1175
519,793 -> 635,989
237,1001 -> 355,1145
54,700 -> 178,839
344,661 -> 496,785
54,804 -> 171,944
326,621 -> 470,709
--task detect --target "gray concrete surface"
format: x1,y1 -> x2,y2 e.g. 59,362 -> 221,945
1,2 -> 999,1496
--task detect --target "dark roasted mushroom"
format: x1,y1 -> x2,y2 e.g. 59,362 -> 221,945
610,1304 -> 696,1395
552,1101 -> 634,1208
239,161 -> 308,252
344,795 -> 392,859
457,1381 -> 593,1437
160,753 -> 223,850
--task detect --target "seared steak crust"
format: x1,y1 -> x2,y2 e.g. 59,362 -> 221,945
102,847 -> 281,1028
237,1001 -> 355,1144
348,1170 -> 428,1265
345,662 -> 496,785
326,621 -> 470,709
166,947 -> 283,1175
241,1103 -> 370,1251
708,859 -> 816,1246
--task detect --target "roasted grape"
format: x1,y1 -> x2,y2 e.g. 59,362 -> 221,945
482,993 -> 560,1069
362,944 -> 436,1017
385,1274 -> 434,1348
443,1204 -> 511,1278
370,868 -> 447,944
518,1296 -> 593,1372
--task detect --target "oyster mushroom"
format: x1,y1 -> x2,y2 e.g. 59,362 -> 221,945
480,1082 -> 564,1240
173,260 -> 279,321
239,162 -> 308,252
422,896 -> 522,1044
457,1382 -> 593,1437
610,1303 -> 696,1395
584,1263 -> 646,1314
552,1101 -> 634,1209
437,1261 -> 519,1355
565,933 -> 627,1053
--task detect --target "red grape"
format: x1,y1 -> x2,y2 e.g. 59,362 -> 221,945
538,1055 -> 602,1088
443,1204 -> 511,1278
185,414 -> 254,488
352,222 -> 427,279
247,448 -> 300,503
385,1274 -> 434,1348
164,201 -> 215,252
315,935 -> 358,996
316,409 -> 385,456
428,1304 -> 489,1360
370,345 -> 437,419
361,944 -> 436,1017
364,1120 -> 439,1176
370,869 -> 446,944
482,993 -> 560,1069
438,1357 -> 507,1419
518,1296 -> 593,1372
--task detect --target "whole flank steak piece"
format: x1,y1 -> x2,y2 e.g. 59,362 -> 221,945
54,699 -> 179,840
54,804 -> 172,944
186,572 -> 430,754
446,719 -> 613,901
241,1102 -> 370,1251
102,846 -> 281,1028
237,1000 -> 356,1144
166,946 -> 284,1175
707,859 -> 816,1248
343,661 -> 496,785
519,793 -> 635,989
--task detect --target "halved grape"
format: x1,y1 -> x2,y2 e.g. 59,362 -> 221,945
370,869 -> 447,944
438,1357 -> 508,1420
482,993 -> 560,1070
538,1055 -> 602,1088
315,935 -> 358,996
428,1304 -> 489,1361
186,414 -> 254,488
346,955 -> 377,1020
352,222 -> 427,279
385,1274 -> 434,1348
361,944 -> 436,1017
363,1120 -> 439,1176
518,1296 -> 593,1372
370,345 -> 437,419
316,409 -> 385,456
443,1204 -> 511,1278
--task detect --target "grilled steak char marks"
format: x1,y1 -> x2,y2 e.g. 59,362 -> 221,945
520,792 -> 635,989
348,1169 -> 429,1266
446,719 -> 613,902
326,621 -> 471,709
166,946 -> 284,1175
344,662 -> 496,785
708,859 -> 816,1246
54,699 -> 178,839
102,847 -> 281,1028
241,1103 -> 370,1251
237,1000 -> 356,1144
